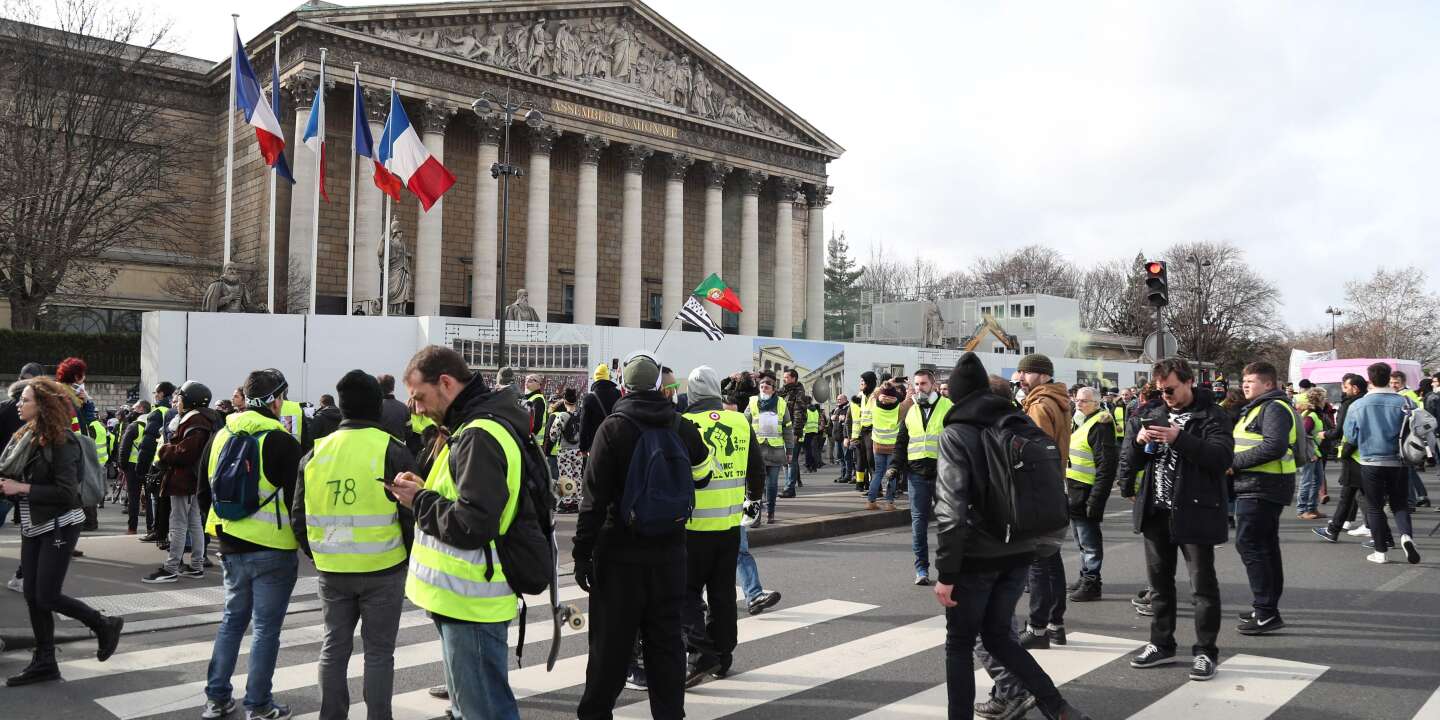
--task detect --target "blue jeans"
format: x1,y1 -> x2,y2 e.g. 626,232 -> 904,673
764,465 -> 781,516
1027,550 -> 1066,629
867,452 -> 894,502
1070,518 -> 1103,581
206,550 -> 299,712
1297,462 -> 1322,513
909,473 -> 935,575
736,525 -> 762,602
1408,466 -> 1428,503
947,563 -> 1064,718
435,618 -> 518,720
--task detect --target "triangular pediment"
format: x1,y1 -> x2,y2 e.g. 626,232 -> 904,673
295,1 -> 841,155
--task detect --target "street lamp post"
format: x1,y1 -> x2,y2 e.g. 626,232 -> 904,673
1325,306 -> 1344,351
1188,255 -> 1212,380
472,89 -> 544,372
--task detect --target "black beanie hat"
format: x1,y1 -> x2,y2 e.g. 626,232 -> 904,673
336,370 -> 383,421
948,352 -> 989,403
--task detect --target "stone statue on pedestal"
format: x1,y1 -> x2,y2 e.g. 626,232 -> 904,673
379,220 -> 413,315
923,301 -> 945,347
504,288 -> 541,322
201,262 -> 255,313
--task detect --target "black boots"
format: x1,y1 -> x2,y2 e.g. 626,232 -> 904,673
6,647 -> 60,686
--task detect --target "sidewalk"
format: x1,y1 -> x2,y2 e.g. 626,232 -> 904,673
0,463 -> 905,650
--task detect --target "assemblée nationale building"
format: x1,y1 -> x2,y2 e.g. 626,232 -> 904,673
10,0 -> 843,339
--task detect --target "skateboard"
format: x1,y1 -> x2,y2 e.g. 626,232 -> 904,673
547,528 -> 585,671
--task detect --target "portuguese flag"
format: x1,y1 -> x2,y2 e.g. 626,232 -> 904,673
693,273 -> 742,313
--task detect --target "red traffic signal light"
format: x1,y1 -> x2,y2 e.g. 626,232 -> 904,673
1144,260 -> 1169,307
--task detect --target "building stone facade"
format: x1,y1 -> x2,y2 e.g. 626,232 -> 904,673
6,0 -> 841,339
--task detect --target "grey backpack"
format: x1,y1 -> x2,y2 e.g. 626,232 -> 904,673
1400,406 -> 1436,468
74,431 -> 105,507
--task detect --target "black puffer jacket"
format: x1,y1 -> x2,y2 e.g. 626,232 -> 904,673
934,388 -> 1039,582
578,379 -> 620,453
1122,389 -> 1233,545
1231,388 -> 1297,506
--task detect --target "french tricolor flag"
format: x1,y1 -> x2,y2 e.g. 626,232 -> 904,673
377,89 -> 454,212
232,30 -> 285,168
302,84 -> 328,201
353,78 -> 400,201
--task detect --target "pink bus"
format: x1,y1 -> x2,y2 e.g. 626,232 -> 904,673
1300,357 -> 1422,401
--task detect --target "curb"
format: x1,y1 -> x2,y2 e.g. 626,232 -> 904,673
749,505 -> 911,548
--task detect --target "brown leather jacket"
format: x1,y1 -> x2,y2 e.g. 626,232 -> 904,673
1021,382 -> 1072,464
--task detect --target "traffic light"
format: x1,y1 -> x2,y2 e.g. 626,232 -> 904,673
1144,260 -> 1169,307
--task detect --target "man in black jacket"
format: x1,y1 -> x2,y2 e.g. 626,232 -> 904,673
308,394 -> 343,440
137,381 -> 175,543
1124,358 -> 1232,682
1230,361 -> 1296,635
1315,374 -> 1369,542
933,352 -> 1090,720
573,353 -> 712,720
376,374 -> 411,443
578,362 -> 621,454
1065,387 -> 1117,602
117,400 -> 152,534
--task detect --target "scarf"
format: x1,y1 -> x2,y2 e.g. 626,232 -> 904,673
757,394 -> 779,413
0,427 -> 36,480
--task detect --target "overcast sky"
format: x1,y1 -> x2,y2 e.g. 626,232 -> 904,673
151,0 -> 1440,331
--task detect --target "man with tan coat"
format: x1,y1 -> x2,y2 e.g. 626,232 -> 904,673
1015,354 -> 1073,649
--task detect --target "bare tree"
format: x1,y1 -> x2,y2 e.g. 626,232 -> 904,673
0,0 -> 197,329
967,244 -> 1080,298
1160,241 -> 1281,373
1335,268 -> 1440,368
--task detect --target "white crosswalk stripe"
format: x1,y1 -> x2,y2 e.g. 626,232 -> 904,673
849,632 -> 1140,718
61,587 -> 1424,720
372,599 -> 875,720
1127,654 -> 1327,720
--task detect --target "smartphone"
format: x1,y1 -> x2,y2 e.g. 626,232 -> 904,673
1141,418 -> 1168,428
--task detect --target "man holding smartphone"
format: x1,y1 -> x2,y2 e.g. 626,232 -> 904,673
1124,358 -> 1232,683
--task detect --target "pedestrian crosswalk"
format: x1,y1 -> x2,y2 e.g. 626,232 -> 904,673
9,583 -> 1440,720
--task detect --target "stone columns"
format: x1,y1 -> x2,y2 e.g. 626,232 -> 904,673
414,101 -> 453,317
355,88 -> 389,312
662,153 -> 693,324
737,169 -> 767,337
702,162 -> 731,324
772,177 -> 801,339
470,114 -> 504,319
574,134 -> 609,325
619,144 -> 653,327
524,125 -> 561,320
284,73 -> 318,313
805,185 -> 830,340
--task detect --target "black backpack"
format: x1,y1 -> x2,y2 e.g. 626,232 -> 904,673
971,413 -> 1069,543
615,413 -> 696,536
561,410 -> 581,445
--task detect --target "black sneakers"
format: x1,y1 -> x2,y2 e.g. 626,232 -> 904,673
1017,626 -> 1049,650
685,656 -> 721,688
1189,654 -> 1217,681
1237,614 -> 1285,635
1067,579 -> 1101,602
179,567 -> 205,579
1130,643 -> 1179,668
96,615 -> 124,662
141,568 -> 178,584
974,693 -> 1037,720
747,590 -> 781,616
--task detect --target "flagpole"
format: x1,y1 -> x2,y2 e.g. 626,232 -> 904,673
267,30 -> 280,314
653,315 -> 680,354
309,47 -> 326,316
224,14 -> 238,267
345,62 -> 360,316
381,76 -> 395,318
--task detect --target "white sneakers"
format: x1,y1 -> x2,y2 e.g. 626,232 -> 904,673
1347,525 -> 1371,537
4,576 -> 20,593
1341,521 -> 1361,531
1366,551 -> 1388,564
1400,534 -> 1421,564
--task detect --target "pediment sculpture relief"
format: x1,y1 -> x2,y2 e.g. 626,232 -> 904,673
359,15 -> 801,143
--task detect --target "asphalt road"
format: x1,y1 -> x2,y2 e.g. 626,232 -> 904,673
1,468 -> 1438,719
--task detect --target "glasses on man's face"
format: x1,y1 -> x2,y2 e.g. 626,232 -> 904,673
1160,385 -> 1180,396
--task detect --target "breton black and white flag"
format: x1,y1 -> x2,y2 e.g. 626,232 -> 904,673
678,295 -> 725,341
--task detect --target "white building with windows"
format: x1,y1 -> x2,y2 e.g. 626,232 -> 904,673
854,292 -> 1141,362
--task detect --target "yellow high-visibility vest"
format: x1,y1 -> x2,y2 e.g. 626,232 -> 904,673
1233,400 -> 1298,475
904,396 -> 953,461
127,414 -> 149,464
302,427 -> 407,573
204,411 -> 298,550
803,408 -> 819,435
684,409 -> 749,532
89,420 -> 110,465
870,402 -> 900,446
406,418 -> 521,623
746,396 -> 788,448
1066,410 -> 1110,486
279,400 -> 305,444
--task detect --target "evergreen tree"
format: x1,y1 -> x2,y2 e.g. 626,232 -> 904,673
825,231 -> 863,340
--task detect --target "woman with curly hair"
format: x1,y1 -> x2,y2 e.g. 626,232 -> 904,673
0,377 -> 124,686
